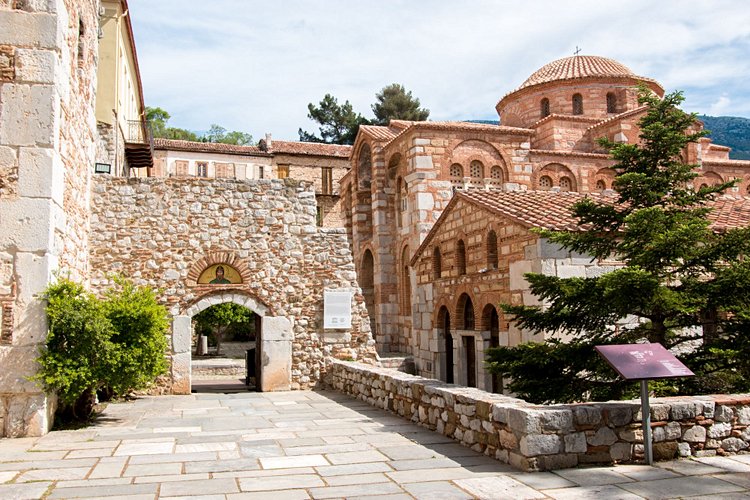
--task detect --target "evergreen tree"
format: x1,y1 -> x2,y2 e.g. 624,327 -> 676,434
298,94 -> 369,145
371,83 -> 429,125
486,88 -> 750,403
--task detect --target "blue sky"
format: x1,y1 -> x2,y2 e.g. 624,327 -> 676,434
128,0 -> 750,142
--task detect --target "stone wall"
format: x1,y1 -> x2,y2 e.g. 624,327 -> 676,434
327,360 -> 750,472
0,0 -> 98,437
88,176 -> 378,392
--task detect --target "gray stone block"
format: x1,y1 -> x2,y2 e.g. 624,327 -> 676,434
519,433 -> 562,457
564,432 -> 587,453
670,402 -> 697,420
682,425 -> 707,443
587,427 -> 617,446
721,437 -> 749,452
540,409 -> 573,431
707,422 -> 732,439
714,405 -> 734,422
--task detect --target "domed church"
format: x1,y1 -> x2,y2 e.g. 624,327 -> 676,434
341,55 -> 750,390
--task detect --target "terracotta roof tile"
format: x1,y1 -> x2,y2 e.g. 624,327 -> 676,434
270,140 -> 351,158
153,138 -> 265,156
359,125 -> 399,142
412,190 -> 750,264
519,55 -> 639,90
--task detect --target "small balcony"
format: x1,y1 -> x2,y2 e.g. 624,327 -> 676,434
124,119 -> 154,170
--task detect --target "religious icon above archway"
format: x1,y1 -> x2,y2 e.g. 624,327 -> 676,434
197,264 -> 242,285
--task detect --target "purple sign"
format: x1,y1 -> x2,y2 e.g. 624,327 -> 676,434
595,343 -> 694,380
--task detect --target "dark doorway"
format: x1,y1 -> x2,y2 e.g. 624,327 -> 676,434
489,307 -> 501,393
444,311 -> 454,384
464,336 -> 476,387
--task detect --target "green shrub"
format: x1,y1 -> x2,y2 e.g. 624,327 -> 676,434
102,277 -> 169,397
34,279 -> 118,419
35,277 -> 169,422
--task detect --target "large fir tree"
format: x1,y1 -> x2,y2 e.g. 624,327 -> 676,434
486,88 -> 750,403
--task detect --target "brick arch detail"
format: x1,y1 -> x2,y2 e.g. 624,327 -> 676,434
186,251 -> 252,286
479,301 -> 509,331
454,290 -> 478,330
433,297 -> 454,326
184,290 -> 270,318
535,162 -> 579,191
446,139 -> 511,178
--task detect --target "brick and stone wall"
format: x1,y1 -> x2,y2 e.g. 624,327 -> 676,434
0,0 -> 99,437
88,176 -> 378,392
327,360 -> 750,472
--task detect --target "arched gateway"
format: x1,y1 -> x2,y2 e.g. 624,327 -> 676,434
171,291 -> 292,394
88,177 -> 378,394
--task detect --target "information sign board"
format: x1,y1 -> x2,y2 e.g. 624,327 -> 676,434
595,343 -> 694,380
323,290 -> 352,329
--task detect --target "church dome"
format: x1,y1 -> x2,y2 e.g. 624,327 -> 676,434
518,55 -> 638,90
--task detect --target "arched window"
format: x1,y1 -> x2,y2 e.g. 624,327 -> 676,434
488,307 -> 501,393
572,93 -> 583,115
746,184 -> 750,195
462,296 -> 475,330
606,92 -> 617,113
456,240 -> 466,276
469,160 -> 484,180
433,246 -> 442,279
357,144 -> 372,189
540,98 -> 550,118
596,179 -> 606,191
487,230 -> 498,269
489,165 -> 503,188
400,246 -> 411,316
449,163 -> 463,189
560,176 -> 572,192
539,175 -> 553,191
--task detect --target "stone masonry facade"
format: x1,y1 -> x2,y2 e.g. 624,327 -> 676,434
88,176 -> 378,393
0,0 -> 98,437
329,360 -> 750,472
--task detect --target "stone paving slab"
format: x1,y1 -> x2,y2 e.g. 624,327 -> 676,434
1,389 -> 750,499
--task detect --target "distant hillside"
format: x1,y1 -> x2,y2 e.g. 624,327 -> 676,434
698,115 -> 750,160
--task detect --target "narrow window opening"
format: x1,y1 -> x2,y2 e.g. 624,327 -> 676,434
572,93 -> 583,115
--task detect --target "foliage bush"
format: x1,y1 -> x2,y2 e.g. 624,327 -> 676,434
35,277 -> 169,421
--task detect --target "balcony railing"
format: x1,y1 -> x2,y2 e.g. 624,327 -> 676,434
124,120 -> 154,169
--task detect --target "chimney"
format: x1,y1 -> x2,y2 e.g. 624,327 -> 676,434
265,133 -> 273,149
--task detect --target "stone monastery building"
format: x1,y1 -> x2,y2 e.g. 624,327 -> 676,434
342,55 -> 750,391
2,0 -> 750,438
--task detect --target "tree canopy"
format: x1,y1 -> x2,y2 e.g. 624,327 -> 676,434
486,88 -> 750,403
299,83 -> 430,144
145,107 -> 252,145
193,303 -> 254,355
372,83 -> 429,125
298,94 -> 369,145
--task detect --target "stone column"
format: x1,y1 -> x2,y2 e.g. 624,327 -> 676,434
259,316 -> 292,391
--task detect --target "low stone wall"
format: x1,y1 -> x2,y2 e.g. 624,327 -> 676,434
326,360 -> 750,471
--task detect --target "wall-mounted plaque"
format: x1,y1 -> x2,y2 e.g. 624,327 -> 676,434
595,343 -> 694,380
324,290 -> 352,329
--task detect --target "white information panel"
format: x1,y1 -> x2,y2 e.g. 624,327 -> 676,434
324,290 -> 352,329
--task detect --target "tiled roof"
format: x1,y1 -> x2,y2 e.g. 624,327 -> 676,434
359,125 -> 399,142
153,138 -> 265,155
270,140 -> 351,158
460,190 -> 610,231
519,55 -> 639,90
153,138 -> 352,158
710,196 -> 750,231
412,190 -> 750,264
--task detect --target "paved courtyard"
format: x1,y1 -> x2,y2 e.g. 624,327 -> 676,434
1,390 -> 750,499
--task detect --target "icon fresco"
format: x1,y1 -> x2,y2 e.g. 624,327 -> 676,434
197,264 -> 242,285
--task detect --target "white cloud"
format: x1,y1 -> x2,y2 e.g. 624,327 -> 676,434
128,0 -> 750,141
709,94 -> 732,116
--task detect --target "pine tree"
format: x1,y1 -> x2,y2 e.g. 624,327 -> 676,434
486,88 -> 750,403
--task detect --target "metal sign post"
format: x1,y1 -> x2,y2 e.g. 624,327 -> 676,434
640,379 -> 653,465
595,343 -> 694,466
